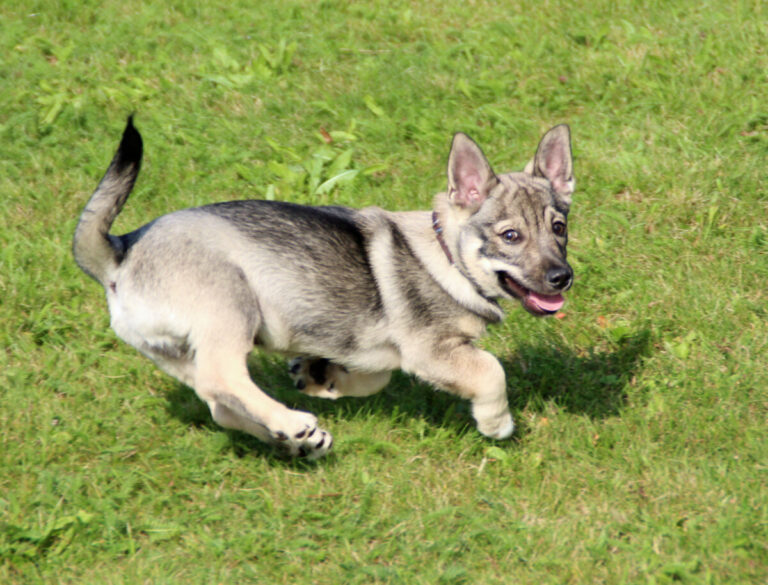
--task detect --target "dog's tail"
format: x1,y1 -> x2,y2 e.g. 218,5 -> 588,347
73,116 -> 142,286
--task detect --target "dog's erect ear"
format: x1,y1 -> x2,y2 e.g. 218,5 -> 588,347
527,124 -> 574,203
447,133 -> 498,212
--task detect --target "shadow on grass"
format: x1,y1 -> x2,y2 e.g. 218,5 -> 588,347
506,329 -> 653,418
162,329 -> 652,458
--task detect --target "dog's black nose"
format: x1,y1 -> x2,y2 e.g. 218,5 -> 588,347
546,266 -> 573,290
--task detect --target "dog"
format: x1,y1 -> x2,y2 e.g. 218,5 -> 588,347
73,117 -> 574,459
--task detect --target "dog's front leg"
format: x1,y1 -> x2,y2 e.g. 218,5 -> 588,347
405,343 -> 514,439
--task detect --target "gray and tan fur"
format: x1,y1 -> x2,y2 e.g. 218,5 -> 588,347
73,118 -> 575,459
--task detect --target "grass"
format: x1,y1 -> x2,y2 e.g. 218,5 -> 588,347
1,0 -> 766,583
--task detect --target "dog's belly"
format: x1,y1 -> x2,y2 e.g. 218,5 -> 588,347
324,344 -> 402,373
256,313 -> 402,373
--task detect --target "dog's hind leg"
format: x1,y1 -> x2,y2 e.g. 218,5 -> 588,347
177,279 -> 332,458
288,357 -> 391,400
192,347 -> 332,458
109,239 -> 332,458
404,342 -> 514,440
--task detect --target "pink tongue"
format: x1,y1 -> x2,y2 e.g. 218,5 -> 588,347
526,292 -> 565,312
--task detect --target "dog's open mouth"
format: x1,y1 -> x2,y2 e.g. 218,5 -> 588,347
498,272 -> 565,316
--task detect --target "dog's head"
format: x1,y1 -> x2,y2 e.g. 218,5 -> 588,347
441,125 -> 575,316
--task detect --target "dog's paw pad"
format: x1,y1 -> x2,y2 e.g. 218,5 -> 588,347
287,357 -> 340,399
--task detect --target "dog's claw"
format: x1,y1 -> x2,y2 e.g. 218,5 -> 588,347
270,412 -> 333,459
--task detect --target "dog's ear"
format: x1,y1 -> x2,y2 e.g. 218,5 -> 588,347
447,133 -> 498,212
528,124 -> 574,203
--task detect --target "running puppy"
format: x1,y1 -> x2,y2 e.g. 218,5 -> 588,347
73,118 -> 575,459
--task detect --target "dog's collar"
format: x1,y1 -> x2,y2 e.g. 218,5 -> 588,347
431,211 -> 454,265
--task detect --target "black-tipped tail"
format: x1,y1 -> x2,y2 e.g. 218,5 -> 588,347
73,116 -> 144,286
114,115 -> 143,174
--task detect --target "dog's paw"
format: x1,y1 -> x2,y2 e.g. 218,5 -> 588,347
270,409 -> 333,460
288,357 -> 343,399
473,407 -> 515,440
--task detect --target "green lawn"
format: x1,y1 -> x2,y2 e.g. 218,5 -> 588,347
1,1 -> 766,583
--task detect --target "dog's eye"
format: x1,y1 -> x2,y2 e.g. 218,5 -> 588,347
501,229 -> 520,243
552,221 -> 567,236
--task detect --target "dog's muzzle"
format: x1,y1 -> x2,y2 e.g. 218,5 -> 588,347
498,270 -> 570,316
